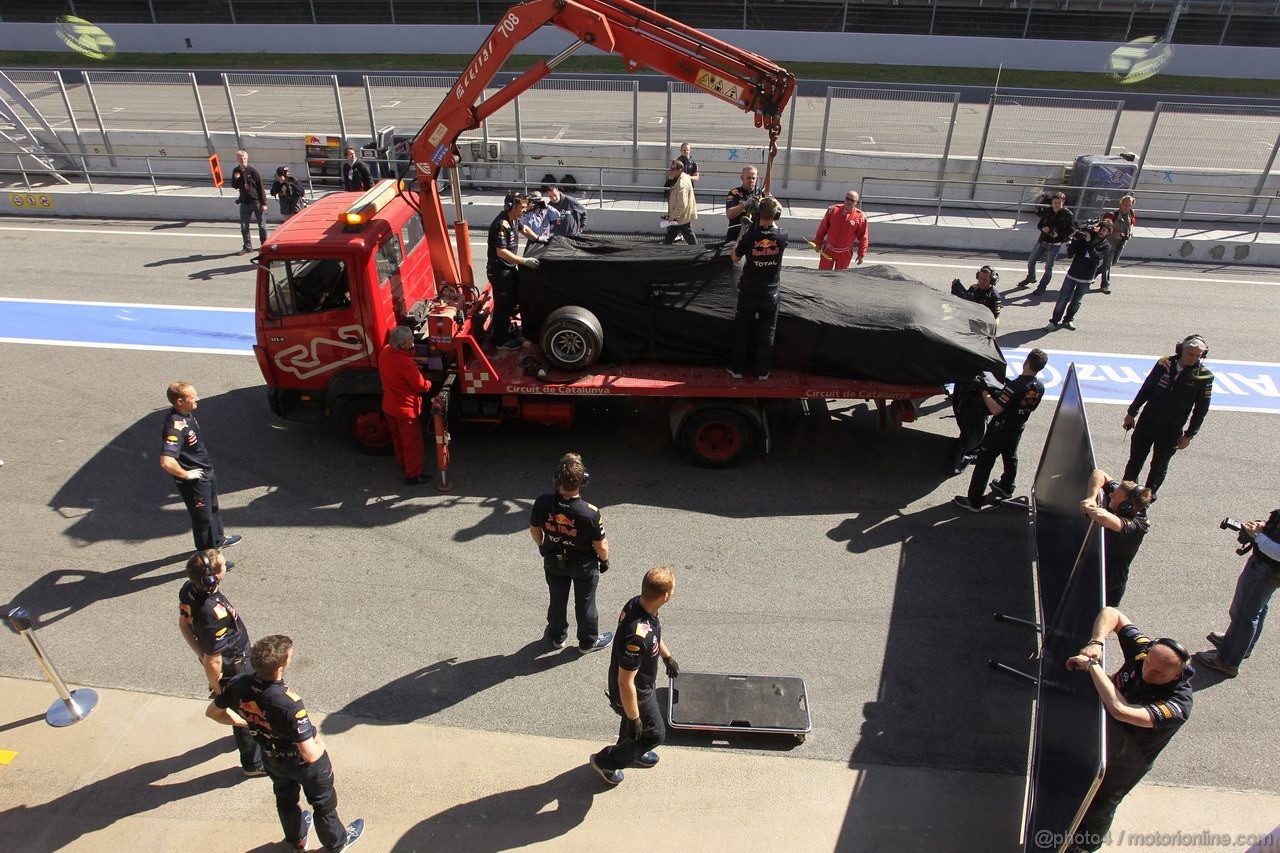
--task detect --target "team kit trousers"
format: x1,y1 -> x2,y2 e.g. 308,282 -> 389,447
221,654 -> 263,770
544,564 -> 601,649
967,422 -> 1024,506
728,286 -> 781,377
384,411 -> 425,479
489,265 -> 519,346
1122,418 -> 1182,495
595,689 -> 666,770
264,751 -> 348,850
175,469 -> 225,551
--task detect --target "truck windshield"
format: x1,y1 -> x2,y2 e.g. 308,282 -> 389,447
265,258 -> 352,316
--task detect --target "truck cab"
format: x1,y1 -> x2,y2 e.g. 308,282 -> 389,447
253,180 -> 441,451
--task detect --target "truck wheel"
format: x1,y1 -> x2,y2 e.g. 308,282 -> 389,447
539,306 -> 603,372
678,408 -> 757,468
338,398 -> 393,455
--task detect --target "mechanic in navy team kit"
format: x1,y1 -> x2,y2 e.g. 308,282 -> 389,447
1079,468 -> 1152,607
178,548 -> 264,776
1065,608 -> 1192,852
208,635 -> 365,852
724,165 -> 763,242
727,196 -> 788,381
590,566 -> 679,786
954,348 -> 1048,512
159,382 -> 242,554
951,265 -> 1003,326
1122,334 -> 1213,500
487,192 -> 541,350
529,453 -> 614,654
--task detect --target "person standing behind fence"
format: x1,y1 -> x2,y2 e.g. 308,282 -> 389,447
1016,191 -> 1073,293
663,160 -> 698,245
1099,194 -> 1136,294
547,184 -> 588,237
342,147 -> 373,192
270,166 -> 307,218
231,150 -> 268,255
811,190 -> 869,269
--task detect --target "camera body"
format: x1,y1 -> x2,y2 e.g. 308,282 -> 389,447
1221,517 -> 1255,555
532,198 -> 548,210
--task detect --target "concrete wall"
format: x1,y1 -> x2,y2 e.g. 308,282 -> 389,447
4,22 -> 1280,79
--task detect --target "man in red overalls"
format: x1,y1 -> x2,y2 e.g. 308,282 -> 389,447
378,326 -> 433,486
811,190 -> 869,270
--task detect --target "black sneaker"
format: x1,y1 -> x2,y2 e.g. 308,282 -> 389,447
334,818 -> 365,851
216,533 -> 242,549
404,474 -> 432,486
634,750 -> 659,768
578,631 -> 614,654
238,246 -> 253,255
988,481 -> 1013,500
1015,276 -> 1034,288
1100,285 -> 1112,294
241,763 -> 267,778
953,496 -> 981,513
589,754 -> 624,785
287,810 -> 313,850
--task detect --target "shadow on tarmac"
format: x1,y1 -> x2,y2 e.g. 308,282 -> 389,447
321,639 -> 578,733
0,739 -> 239,850
391,765 -> 604,853
2,552 -> 189,631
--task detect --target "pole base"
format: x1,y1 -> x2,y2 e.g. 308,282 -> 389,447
46,688 -> 98,727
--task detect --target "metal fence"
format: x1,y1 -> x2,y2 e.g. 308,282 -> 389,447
3,69 -> 1279,208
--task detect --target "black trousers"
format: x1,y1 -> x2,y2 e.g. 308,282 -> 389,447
175,470 -> 224,551
1123,418 -> 1181,496
222,654 -> 262,769
489,266 -> 519,346
728,286 -> 780,376
663,223 -> 697,245
545,567 -> 601,649
1073,755 -> 1154,851
263,751 -> 347,850
967,423 -> 1024,506
949,381 -> 989,471
595,689 -> 665,770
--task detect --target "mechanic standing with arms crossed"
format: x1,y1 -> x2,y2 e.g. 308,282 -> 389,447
530,453 -> 613,654
159,382 -> 242,555
590,566 -> 679,786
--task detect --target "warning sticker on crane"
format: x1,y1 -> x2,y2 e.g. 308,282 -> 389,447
694,70 -> 741,102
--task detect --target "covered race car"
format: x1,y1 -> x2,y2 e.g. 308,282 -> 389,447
519,236 -> 1005,385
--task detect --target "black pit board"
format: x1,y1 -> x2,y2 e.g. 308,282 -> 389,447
668,671 -> 811,737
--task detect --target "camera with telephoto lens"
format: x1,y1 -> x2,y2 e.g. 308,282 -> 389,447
1221,517 -> 1255,555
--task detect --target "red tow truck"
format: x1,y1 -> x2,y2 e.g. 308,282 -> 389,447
252,0 -> 940,486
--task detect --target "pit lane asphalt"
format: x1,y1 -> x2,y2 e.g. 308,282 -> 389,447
0,218 -> 1276,798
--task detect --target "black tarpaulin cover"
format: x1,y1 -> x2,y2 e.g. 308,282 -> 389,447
519,236 -> 1006,385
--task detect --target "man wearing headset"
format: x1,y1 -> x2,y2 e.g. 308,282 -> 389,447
1122,334 -> 1213,499
1080,468 -> 1152,607
1065,608 -> 1193,852
950,265 -> 1003,325
529,453 -> 614,654
178,548 -> 263,777
487,192 -> 541,350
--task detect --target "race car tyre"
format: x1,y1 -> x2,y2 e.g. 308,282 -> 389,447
539,306 -> 604,372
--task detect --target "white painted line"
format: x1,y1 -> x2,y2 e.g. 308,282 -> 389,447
381,100 -> 402,108
881,259 -> 1280,288
0,296 -> 253,312
0,337 -> 253,356
0,225 -> 238,239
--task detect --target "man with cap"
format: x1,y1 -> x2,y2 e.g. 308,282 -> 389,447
1122,335 -> 1213,499
519,190 -> 561,253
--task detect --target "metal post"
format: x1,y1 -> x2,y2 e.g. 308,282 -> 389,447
1022,0 -> 1034,38
970,93 -> 999,199
841,0 -> 849,31
331,75 -> 348,147
632,81 -> 640,184
1248,125 -> 1280,213
1219,10 -> 1231,45
81,73 -> 117,168
782,97 -> 797,189
1173,191 -> 1190,238
1123,0 -> 1136,41
742,0 -> 748,29
54,71 -> 88,164
937,94 -> 959,201
1132,103 -> 1163,188
308,0 -> 317,25
7,607 -> 99,727
475,0 -> 482,24
816,88 -> 833,192
227,0 -> 236,25
928,0 -> 938,36
146,156 -> 158,194
1103,100 -> 1123,156
1255,196 -> 1274,241
665,82 -> 673,164
514,94 -> 525,183
223,73 -> 243,149
189,73 -> 216,158
389,0 -> 396,26
146,0 -> 157,23
364,75 -> 378,139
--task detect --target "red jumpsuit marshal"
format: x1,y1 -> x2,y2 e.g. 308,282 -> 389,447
377,343 -> 432,480
814,204 -> 869,270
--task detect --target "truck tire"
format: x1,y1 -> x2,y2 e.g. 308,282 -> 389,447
338,398 -> 394,455
678,407 -> 758,468
539,306 -> 604,372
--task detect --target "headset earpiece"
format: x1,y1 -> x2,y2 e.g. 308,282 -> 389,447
197,550 -> 218,589
978,265 -> 998,286
504,193 -> 516,212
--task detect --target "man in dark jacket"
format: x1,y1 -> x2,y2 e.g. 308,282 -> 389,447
1016,191 -> 1074,292
231,149 -> 268,254
342,147 -> 373,192
1122,335 -> 1213,498
1046,221 -> 1111,331
547,185 -> 587,237
270,166 -> 306,218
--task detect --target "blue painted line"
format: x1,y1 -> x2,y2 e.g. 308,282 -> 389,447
1005,348 -> 1280,415
0,299 -> 254,354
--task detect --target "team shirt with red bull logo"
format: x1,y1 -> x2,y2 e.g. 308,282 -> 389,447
735,223 -> 789,289
608,595 -> 662,707
161,409 -> 213,478
530,493 -> 605,574
215,676 -> 317,756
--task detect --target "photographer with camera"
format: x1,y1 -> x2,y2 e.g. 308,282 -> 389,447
1016,191 -> 1074,292
1064,607 -> 1193,852
1045,220 -> 1111,332
519,190 -> 561,252
529,453 -> 614,655
1080,468 -> 1152,606
1194,510 -> 1280,677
